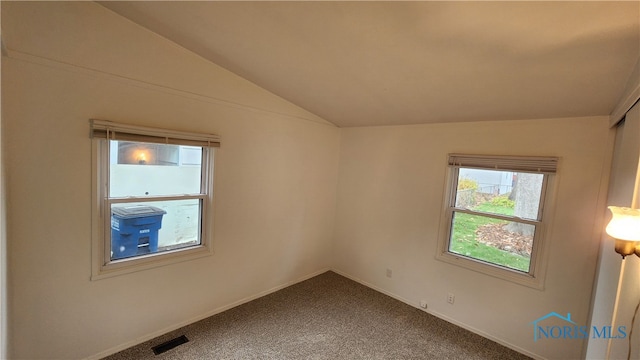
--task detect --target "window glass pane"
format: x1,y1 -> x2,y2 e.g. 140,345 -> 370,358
179,146 -> 203,166
110,199 -> 201,260
115,141 -> 180,165
109,140 -> 202,197
456,169 -> 543,220
448,211 -> 533,272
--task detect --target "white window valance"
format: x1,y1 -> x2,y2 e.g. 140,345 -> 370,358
448,154 -> 558,174
90,119 -> 220,147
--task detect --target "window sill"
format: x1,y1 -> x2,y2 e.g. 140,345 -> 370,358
91,245 -> 213,281
435,251 -> 545,290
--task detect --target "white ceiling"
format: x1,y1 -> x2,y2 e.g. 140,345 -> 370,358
99,1 -> 640,127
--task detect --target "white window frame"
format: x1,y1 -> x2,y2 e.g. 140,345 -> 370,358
436,154 -> 558,289
90,120 -> 219,280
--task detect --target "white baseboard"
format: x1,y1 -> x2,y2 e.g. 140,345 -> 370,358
330,269 -> 545,360
85,267 -> 331,360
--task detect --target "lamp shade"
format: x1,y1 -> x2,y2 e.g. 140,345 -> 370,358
606,206 -> 640,241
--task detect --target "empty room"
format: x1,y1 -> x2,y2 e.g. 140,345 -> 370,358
1,1 -> 640,359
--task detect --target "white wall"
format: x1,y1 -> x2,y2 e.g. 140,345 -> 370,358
589,102 -> 640,360
2,2 -> 339,359
588,50 -> 640,359
332,117 -> 614,359
585,118 -> 629,360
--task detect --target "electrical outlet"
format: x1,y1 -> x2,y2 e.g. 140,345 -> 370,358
447,293 -> 455,305
386,268 -> 392,278
419,300 -> 428,309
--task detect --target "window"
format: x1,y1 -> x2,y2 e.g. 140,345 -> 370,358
90,120 -> 219,279
437,154 -> 557,288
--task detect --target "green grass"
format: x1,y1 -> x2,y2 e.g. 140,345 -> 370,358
475,201 -> 514,216
449,200 -> 530,272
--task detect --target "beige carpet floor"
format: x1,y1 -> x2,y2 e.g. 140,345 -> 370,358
104,271 -> 531,359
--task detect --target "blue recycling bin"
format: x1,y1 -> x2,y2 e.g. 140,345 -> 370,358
111,205 -> 166,260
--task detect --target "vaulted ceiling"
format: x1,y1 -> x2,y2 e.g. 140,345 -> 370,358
99,1 -> 639,127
